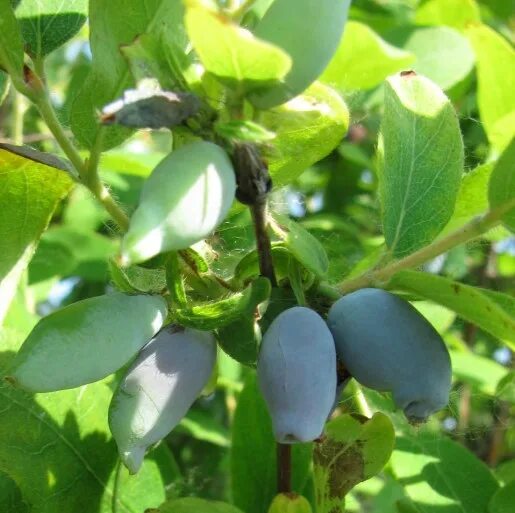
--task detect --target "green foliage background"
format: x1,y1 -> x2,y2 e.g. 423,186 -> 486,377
0,1 -> 514,512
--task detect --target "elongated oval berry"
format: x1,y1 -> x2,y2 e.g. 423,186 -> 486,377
327,288 -> 452,423
250,0 -> 351,109
257,306 -> 337,443
109,326 -> 217,474
6,293 -> 167,392
121,141 -> 236,265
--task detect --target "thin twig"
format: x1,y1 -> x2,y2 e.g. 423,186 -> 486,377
250,201 -> 277,286
337,201 -> 515,295
276,444 -> 292,494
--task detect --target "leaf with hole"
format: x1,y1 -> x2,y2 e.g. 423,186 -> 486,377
313,413 -> 395,513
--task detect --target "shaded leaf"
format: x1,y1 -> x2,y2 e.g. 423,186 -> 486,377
466,24 -> 515,154
177,409 -> 230,447
388,271 -> 515,348
71,0 -> 186,149
313,413 -> 395,513
443,163 -> 493,233
154,497 -> 244,513
0,147 -> 73,324
450,350 -> 509,395
380,73 -> 463,257
0,0 -> 24,79
231,374 -> 313,513
0,330 -> 178,512
496,372 -> 515,404
391,435 -> 499,513
271,215 -> 329,278
489,482 -> 515,513
321,21 -> 415,91
488,138 -> 515,231
14,0 -> 87,58
174,277 -> 271,330
0,71 -> 9,105
121,31 -> 191,91
216,315 -> 259,367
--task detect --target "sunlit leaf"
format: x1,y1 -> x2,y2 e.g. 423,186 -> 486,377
466,24 -> 515,154
321,21 -> 415,91
0,147 -> 73,324
388,271 -> 515,348
380,73 -> 463,257
185,2 -> 291,92
14,0 -> 87,58
391,435 -> 499,513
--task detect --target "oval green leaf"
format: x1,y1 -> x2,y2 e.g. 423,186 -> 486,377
321,21 -> 415,91
185,2 -> 291,93
380,73 -> 463,257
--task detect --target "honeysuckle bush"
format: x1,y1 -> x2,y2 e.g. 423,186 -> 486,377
0,1 -> 514,512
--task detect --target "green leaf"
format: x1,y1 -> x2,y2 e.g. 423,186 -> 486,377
0,72 -> 9,105
231,374 -> 313,513
233,244 -> 292,286
271,215 -> 329,278
496,372 -> 515,404
450,350 -> 509,395
313,413 -> 395,513
215,120 -> 276,142
380,73 -> 463,257
70,0 -> 186,149
120,31 -> 191,91
489,482 -> 515,513
165,252 -> 188,306
177,409 -> 230,447
385,26 -> 475,91
155,497 -> 244,513
261,81 -> 349,187
28,238 -> 77,284
41,226 -> 117,282
109,259 -> 166,295
466,24 -> 515,154
388,271 -> 515,348
443,163 -> 494,233
415,0 -> 481,30
216,316 -> 259,367
0,146 -> 73,325
391,435 -> 499,513
321,21 -> 415,91
268,493 -> 313,513
14,0 -> 87,58
174,277 -> 270,330
185,2 -> 291,93
0,0 -> 24,80
496,459 -> 515,485
489,138 -> 515,231
0,327 -> 179,512
0,470 -> 28,513
0,382 -> 176,511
